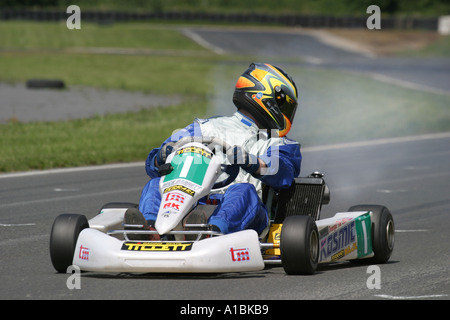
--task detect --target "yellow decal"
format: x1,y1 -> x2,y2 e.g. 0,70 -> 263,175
163,185 -> 195,196
121,242 -> 193,252
265,223 -> 282,255
331,242 -> 357,261
176,146 -> 212,159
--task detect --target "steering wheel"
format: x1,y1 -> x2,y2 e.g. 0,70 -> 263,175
212,164 -> 240,189
168,136 -> 240,190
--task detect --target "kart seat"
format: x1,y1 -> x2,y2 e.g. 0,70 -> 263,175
264,172 -> 330,223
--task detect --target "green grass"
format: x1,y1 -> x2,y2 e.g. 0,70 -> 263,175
0,101 -> 207,172
1,21 -> 449,172
0,21 -> 205,50
0,21 -> 219,172
0,21 -> 214,94
0,52 -> 217,95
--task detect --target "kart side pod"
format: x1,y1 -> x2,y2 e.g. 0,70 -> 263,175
275,206 -> 394,275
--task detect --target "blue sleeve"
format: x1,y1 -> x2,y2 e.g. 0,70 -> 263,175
258,140 -> 301,190
145,121 -> 201,178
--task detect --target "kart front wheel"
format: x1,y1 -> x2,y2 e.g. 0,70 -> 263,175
50,213 -> 89,273
280,215 -> 319,275
348,205 -> 395,264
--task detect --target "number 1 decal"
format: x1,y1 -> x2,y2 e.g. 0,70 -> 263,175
179,155 -> 194,178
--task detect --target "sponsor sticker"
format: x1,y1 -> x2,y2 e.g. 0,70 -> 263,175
319,220 -> 356,262
164,150 -> 211,185
265,223 -> 282,255
176,146 -> 212,159
165,192 -> 185,203
163,185 -> 195,196
78,245 -> 89,261
230,247 -> 250,262
121,242 -> 193,252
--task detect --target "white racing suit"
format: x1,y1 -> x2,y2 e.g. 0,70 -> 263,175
140,111 -> 301,234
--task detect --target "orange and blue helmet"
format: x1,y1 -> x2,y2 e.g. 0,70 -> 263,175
233,63 -> 298,137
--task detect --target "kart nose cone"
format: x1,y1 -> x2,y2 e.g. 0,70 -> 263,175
155,219 -> 172,236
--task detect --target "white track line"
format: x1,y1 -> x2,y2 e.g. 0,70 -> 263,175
0,162 -> 144,179
302,131 -> 450,152
0,223 -> 36,227
1,186 -> 142,208
181,28 -> 226,55
375,294 -> 448,300
365,72 -> 450,96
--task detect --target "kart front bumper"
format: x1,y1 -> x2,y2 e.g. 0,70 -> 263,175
73,228 -> 265,273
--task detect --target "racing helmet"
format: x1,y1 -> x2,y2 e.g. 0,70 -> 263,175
233,63 -> 298,137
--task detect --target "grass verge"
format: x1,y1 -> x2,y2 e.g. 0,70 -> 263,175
0,21 -> 205,51
0,101 -> 207,172
1,21 -> 449,172
0,52 -> 216,95
0,22 -> 218,172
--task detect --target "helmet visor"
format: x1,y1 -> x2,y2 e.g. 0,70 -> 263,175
279,99 -> 297,123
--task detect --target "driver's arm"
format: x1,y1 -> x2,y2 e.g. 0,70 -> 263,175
145,121 -> 200,178
257,140 -> 301,190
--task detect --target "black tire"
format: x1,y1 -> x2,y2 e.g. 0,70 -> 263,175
26,79 -> 65,89
98,202 -> 138,214
348,205 -> 395,264
280,215 -> 319,275
49,214 -> 89,273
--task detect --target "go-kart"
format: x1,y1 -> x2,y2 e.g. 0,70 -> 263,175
50,137 -> 395,275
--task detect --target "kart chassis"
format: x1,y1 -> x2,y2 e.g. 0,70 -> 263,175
50,139 -> 394,275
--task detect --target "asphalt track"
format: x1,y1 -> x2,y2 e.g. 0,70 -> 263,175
1,133 -> 449,300
1,26 -> 449,302
186,27 -> 450,95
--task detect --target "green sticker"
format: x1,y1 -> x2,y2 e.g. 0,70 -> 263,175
164,151 -> 210,185
355,212 -> 373,258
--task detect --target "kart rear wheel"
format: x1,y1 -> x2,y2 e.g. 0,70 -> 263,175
348,205 -> 395,264
50,214 -> 89,273
280,215 -> 319,275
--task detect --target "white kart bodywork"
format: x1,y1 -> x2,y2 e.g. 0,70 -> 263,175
72,207 -> 373,273
316,211 -> 374,263
74,226 -> 264,273
55,138 -> 388,274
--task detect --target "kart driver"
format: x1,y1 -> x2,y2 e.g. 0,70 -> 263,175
126,63 -> 301,237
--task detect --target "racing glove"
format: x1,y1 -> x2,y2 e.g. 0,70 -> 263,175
226,145 -> 260,175
155,144 -> 174,166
